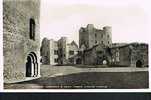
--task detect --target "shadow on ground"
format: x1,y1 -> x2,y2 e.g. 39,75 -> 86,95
4,71 -> 149,89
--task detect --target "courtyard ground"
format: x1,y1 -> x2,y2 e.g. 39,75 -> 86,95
4,65 -> 149,89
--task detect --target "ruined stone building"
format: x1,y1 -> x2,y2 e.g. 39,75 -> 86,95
50,39 -> 59,65
82,43 -> 148,67
67,41 -> 79,64
110,43 -> 148,67
40,38 -> 51,64
79,24 -> 112,49
40,37 -> 79,65
57,37 -> 68,64
79,24 -> 148,67
82,44 -> 109,65
3,0 -> 41,83
40,38 -> 58,65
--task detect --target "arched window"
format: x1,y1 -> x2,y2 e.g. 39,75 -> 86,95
29,18 -> 35,40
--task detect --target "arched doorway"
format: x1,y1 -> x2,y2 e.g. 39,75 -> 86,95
96,57 -> 102,65
26,56 -> 32,77
136,60 -> 143,67
76,58 -> 81,64
26,52 -> 38,77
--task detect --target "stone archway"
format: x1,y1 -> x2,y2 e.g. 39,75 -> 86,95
76,58 -> 81,64
26,56 -> 32,77
136,60 -> 143,67
26,52 -> 38,77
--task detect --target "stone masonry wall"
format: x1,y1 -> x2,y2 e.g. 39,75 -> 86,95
110,43 -> 148,67
79,24 -> 112,49
40,38 -> 50,64
3,0 -> 40,83
130,43 -> 148,67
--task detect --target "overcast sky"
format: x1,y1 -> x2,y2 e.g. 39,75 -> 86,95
40,0 -> 151,44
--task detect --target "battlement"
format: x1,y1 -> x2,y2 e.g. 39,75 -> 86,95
79,24 -> 111,33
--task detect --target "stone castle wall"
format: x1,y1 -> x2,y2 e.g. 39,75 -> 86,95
110,43 -> 148,67
49,39 -> 58,65
82,43 -> 148,67
40,38 -> 79,65
3,0 -> 40,83
111,46 -> 131,66
40,38 -> 50,64
79,27 -> 89,48
130,43 -> 148,67
58,37 -> 68,64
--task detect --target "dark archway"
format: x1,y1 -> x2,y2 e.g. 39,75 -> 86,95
26,52 -> 38,77
136,60 -> 143,67
26,56 -> 32,77
96,57 -> 102,65
76,58 -> 81,64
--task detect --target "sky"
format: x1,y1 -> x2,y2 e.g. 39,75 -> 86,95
40,0 -> 151,44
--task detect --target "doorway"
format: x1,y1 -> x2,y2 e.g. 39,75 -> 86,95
76,58 -> 81,64
26,52 -> 38,77
136,60 -> 143,67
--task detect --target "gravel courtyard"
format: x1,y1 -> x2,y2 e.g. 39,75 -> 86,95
4,65 -> 149,89
40,65 -> 148,77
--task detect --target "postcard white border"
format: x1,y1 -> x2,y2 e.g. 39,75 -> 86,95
0,0 -> 151,92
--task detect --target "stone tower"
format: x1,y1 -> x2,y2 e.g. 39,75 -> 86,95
103,26 -> 112,45
79,24 -> 112,49
58,37 -> 68,64
3,0 -> 41,83
40,38 -> 50,64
